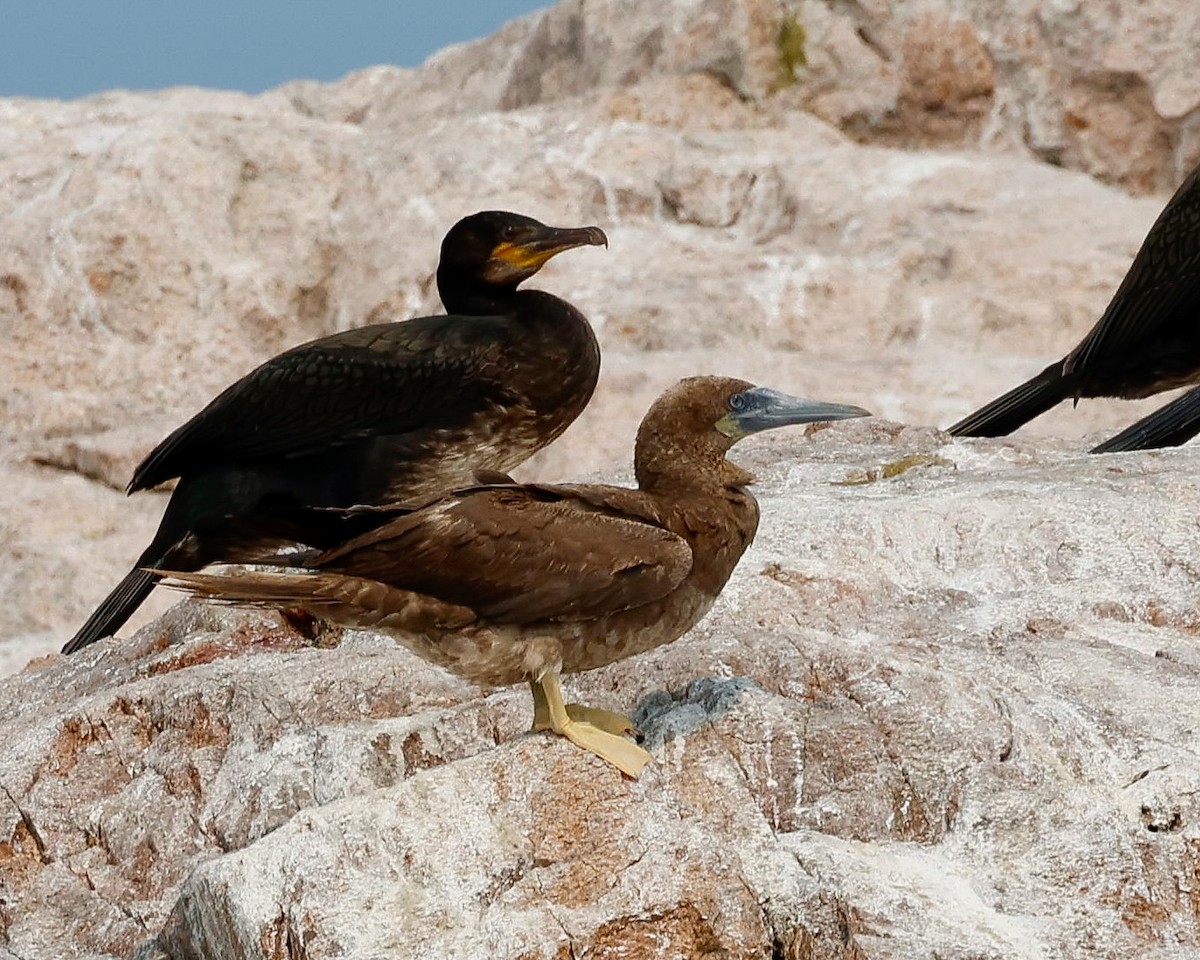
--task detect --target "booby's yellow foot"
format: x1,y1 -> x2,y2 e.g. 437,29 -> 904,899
557,719 -> 652,779
530,674 -> 652,778
564,704 -> 642,741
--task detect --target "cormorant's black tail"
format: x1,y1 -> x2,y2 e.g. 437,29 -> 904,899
63,467 -> 421,654
948,362 -> 1070,437
62,559 -> 164,654
63,485 -> 206,654
1091,386 -> 1200,453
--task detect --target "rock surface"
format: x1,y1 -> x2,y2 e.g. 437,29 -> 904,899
0,46 -> 1183,657
286,0 -> 1200,193
5,0 -> 1200,957
6,425 -> 1200,959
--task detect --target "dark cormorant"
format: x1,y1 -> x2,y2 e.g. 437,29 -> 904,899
948,163 -> 1200,450
64,211 -> 607,654
160,376 -> 871,776
1090,384 -> 1200,453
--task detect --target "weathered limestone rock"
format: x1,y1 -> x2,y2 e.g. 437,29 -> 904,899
5,1 -> 1200,955
5,426 -> 1200,958
786,0 -> 1200,190
0,73 -> 1177,657
282,0 -> 1200,193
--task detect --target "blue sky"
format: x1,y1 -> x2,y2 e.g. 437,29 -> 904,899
1,1 -> 550,100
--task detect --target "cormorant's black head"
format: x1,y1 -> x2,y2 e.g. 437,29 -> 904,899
437,211 -> 607,313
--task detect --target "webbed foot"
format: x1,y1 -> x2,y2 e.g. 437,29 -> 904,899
528,675 -> 651,778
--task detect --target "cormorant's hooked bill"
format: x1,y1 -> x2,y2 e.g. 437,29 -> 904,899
482,222 -> 607,284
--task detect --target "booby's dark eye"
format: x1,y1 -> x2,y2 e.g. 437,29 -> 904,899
729,393 -> 748,411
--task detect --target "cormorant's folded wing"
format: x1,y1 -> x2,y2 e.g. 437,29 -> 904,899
130,315 -> 515,492
1066,168 -> 1200,376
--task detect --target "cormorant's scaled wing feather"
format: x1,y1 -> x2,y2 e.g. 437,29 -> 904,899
129,316 -> 513,492
1066,169 -> 1200,376
316,485 -> 693,624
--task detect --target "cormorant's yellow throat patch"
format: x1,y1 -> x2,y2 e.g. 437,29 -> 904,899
491,241 -> 563,271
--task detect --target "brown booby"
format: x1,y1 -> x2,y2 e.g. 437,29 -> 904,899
948,162 -> 1200,452
64,211 -> 607,654
159,376 -> 871,777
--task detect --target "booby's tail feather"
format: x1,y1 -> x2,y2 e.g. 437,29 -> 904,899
155,569 -> 476,632
154,569 -> 354,606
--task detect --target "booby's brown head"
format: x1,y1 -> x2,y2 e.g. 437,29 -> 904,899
437,210 -> 607,313
634,376 -> 870,491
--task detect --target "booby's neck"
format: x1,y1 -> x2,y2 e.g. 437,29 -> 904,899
635,433 -> 757,497
669,479 -> 763,607
632,424 -> 762,594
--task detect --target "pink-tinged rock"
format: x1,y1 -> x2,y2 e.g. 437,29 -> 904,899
5,426 -> 1200,957
0,69 -> 1176,658
4,3 -> 1200,954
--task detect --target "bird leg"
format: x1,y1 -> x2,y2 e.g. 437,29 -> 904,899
528,674 -> 651,778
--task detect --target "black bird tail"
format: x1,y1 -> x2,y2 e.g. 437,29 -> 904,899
63,486 -> 207,654
948,362 -> 1070,437
63,466 -> 416,654
62,560 -> 164,654
1091,386 -> 1200,453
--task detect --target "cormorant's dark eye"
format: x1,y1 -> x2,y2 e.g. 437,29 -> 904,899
729,393 -> 748,412
500,224 -> 518,241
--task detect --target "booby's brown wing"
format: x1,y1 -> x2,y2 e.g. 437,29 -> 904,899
1065,166 -> 1200,376
315,485 -> 693,624
129,314 -> 521,492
